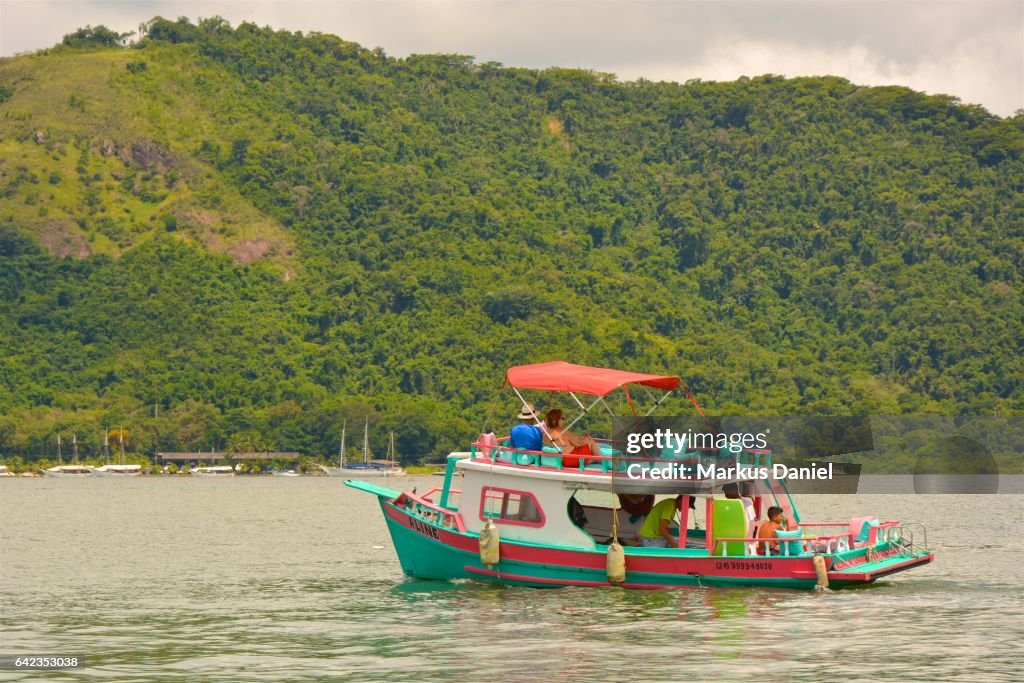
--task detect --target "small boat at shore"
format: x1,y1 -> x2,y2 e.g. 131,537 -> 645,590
191,465 -> 235,477
319,419 -> 405,478
94,464 -> 142,477
0,465 -> 15,477
347,361 -> 934,591
44,465 -> 96,477
44,434 -> 96,476
320,462 -> 406,477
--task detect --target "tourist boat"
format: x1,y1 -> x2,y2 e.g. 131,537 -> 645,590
0,465 -> 16,477
94,464 -> 143,477
347,362 -> 934,590
43,434 -> 96,477
191,465 -> 236,477
94,428 -> 140,476
43,465 -> 96,477
319,419 -> 405,478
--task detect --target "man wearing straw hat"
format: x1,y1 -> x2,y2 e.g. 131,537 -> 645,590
509,403 -> 543,452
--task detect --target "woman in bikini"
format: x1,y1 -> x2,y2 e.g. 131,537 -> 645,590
543,409 -> 601,466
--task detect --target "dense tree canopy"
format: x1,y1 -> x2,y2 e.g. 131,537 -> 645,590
0,17 -> 1021,463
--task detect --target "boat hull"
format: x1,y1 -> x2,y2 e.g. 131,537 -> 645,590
93,466 -> 142,477
377,496 -> 932,590
319,465 -> 405,477
43,467 -> 96,477
191,467 -> 236,476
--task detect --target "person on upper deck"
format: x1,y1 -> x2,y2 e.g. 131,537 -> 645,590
723,482 -> 757,524
756,506 -> 788,556
508,403 -> 543,452
543,408 -> 601,456
638,495 -> 683,547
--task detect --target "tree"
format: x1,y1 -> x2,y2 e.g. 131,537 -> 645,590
61,25 -> 126,48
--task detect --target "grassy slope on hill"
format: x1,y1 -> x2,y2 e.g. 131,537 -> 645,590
0,18 -> 1021,461
0,46 -> 292,263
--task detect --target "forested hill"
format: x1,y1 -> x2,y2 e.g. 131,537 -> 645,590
1,18 -> 1022,462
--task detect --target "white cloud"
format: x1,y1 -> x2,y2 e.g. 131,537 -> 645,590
1,0 -> 1020,116
625,32 -> 1022,115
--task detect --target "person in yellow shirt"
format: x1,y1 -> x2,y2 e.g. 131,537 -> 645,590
638,495 -> 683,547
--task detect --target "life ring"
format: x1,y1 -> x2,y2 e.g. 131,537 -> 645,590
619,494 -> 655,516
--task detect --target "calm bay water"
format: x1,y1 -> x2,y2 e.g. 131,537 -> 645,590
0,477 -> 1020,682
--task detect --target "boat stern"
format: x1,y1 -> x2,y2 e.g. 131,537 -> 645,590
828,548 -> 934,585
826,523 -> 934,586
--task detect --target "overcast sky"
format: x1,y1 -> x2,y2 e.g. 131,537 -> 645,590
1,0 -> 1021,117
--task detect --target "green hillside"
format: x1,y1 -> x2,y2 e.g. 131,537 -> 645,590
1,18 -> 1022,461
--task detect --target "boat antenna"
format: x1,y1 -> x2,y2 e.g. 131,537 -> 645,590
480,377 -> 507,433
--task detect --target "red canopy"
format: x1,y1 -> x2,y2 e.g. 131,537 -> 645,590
505,361 -> 681,397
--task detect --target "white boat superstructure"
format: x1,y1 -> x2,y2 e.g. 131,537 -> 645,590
94,464 -> 143,477
0,465 -> 15,477
44,465 -> 97,477
191,465 -> 235,477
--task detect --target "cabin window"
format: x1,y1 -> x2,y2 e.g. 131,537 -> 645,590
479,487 -> 545,527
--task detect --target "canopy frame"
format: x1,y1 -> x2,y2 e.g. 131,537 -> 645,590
501,362 -> 703,450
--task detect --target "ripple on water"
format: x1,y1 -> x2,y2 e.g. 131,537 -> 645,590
0,480 -> 1020,682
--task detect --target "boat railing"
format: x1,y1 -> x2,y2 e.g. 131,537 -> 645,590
712,518 -> 911,557
888,522 -> 930,554
798,519 -> 900,548
393,490 -> 466,533
418,486 -> 443,502
710,536 -> 811,557
419,486 -> 461,508
469,437 -> 773,476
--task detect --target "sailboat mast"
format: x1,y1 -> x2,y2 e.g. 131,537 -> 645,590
57,433 -> 62,464
72,433 -> 79,464
363,417 -> 369,464
339,420 -> 346,468
103,428 -> 110,464
119,425 -> 125,465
